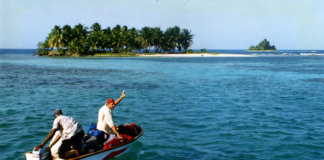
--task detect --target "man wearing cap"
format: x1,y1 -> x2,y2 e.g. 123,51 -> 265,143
35,109 -> 84,158
96,90 -> 126,144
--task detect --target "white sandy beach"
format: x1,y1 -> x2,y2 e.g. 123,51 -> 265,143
138,53 -> 254,57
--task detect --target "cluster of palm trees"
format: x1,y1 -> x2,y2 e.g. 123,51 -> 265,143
248,39 -> 276,51
37,23 -> 194,56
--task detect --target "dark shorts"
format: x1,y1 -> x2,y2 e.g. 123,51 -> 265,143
95,130 -> 109,145
58,131 -> 84,158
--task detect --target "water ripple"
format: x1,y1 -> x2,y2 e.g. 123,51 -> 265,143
1,55 -> 324,159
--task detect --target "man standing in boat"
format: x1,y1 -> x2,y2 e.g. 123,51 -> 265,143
35,109 -> 84,158
96,90 -> 126,144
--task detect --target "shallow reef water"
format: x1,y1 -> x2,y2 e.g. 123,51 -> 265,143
1,53 -> 324,159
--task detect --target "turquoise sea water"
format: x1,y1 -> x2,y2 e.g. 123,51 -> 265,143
1,52 -> 324,160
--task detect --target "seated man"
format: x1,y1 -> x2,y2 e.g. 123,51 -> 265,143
35,109 -> 84,158
96,90 -> 126,144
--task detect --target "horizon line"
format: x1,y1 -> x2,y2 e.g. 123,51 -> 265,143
1,48 -> 324,51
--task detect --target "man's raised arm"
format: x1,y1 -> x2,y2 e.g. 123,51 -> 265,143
114,90 -> 126,106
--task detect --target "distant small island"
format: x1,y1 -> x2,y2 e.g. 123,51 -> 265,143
37,23 -> 194,56
248,39 -> 276,51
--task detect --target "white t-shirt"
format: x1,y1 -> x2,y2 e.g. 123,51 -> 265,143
97,105 -> 115,134
52,115 -> 83,140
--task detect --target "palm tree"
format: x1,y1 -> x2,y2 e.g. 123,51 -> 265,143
36,39 -> 50,56
111,25 -> 123,53
121,26 -> 128,52
139,27 -> 154,53
68,24 -> 89,55
163,26 -> 181,53
48,25 -> 63,50
161,28 -> 171,53
91,22 -> 101,32
152,27 -> 163,53
89,22 -> 103,53
102,27 -> 112,52
62,25 -> 73,48
72,24 -> 88,40
171,26 -> 181,53
179,29 -> 193,53
124,27 -> 133,53
126,28 -> 141,53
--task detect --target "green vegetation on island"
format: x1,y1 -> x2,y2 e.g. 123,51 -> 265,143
36,23 -> 194,56
248,39 -> 276,51
200,48 -> 207,53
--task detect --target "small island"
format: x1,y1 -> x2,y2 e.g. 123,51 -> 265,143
248,39 -> 276,51
36,23 -> 194,56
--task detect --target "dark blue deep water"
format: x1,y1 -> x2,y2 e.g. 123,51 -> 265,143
1,51 -> 324,159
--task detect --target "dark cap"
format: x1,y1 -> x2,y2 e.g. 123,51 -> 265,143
53,109 -> 63,116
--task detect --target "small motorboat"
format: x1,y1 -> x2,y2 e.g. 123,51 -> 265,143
25,123 -> 143,160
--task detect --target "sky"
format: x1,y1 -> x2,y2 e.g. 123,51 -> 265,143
0,0 -> 324,50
